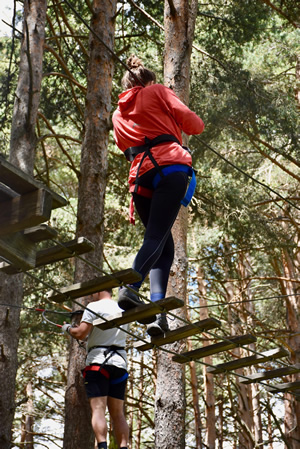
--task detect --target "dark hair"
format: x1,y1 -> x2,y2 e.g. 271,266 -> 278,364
122,55 -> 156,90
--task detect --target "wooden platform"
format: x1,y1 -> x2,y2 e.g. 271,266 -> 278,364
240,364 -> 300,384
134,317 -> 221,351
207,347 -> 289,375
93,296 -> 184,330
0,236 -> 94,274
172,334 -> 257,364
47,269 -> 142,303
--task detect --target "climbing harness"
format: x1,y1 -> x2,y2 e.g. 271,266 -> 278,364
126,134 -> 197,223
82,345 -> 128,384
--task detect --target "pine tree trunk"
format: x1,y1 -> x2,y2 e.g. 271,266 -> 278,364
0,1 -> 47,447
198,267 -> 215,448
155,3 -> 198,447
62,1 -> 116,448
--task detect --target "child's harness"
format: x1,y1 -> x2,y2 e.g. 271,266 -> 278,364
125,134 -> 197,223
82,345 -> 128,384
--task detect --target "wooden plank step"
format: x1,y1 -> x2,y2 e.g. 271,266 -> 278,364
24,224 -> 59,243
266,381 -> 300,394
172,334 -> 257,364
93,296 -> 184,330
0,232 -> 36,270
240,364 -> 300,384
207,347 -> 289,374
0,182 -> 18,202
47,269 -> 142,303
0,188 -> 53,236
134,318 -> 222,351
0,156 -> 67,209
0,236 -> 94,274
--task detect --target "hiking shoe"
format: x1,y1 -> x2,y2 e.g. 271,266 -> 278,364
146,313 -> 169,337
118,287 -> 156,325
118,287 -> 144,310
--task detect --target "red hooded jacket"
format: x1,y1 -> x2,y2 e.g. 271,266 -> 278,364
112,84 -> 204,187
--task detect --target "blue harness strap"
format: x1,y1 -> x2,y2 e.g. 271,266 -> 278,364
110,371 -> 129,385
152,164 -> 197,207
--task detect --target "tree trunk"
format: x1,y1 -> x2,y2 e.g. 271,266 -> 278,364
155,2 -> 198,447
62,1 -> 116,449
198,266 -> 215,448
0,1 -> 47,448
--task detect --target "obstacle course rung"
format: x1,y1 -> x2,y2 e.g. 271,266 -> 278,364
0,189 -> 53,237
172,334 -> 257,364
0,236 -> 93,274
134,317 -> 221,351
93,296 -> 184,330
0,156 -> 67,209
0,182 -> 18,202
207,347 -> 289,374
266,380 -> 300,393
240,363 -> 300,384
0,232 -> 36,270
24,224 -> 59,243
47,269 -> 142,303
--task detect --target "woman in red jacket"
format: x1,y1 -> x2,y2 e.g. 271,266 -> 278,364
112,56 -> 204,337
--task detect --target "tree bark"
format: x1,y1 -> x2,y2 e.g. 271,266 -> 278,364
0,1 -> 47,448
154,2 -> 198,447
63,1 -> 116,448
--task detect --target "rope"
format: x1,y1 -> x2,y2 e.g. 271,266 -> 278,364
195,136 -> 300,212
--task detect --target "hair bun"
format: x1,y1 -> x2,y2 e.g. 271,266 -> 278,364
127,55 -> 143,70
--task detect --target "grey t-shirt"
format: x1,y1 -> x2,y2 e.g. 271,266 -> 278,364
81,298 -> 128,370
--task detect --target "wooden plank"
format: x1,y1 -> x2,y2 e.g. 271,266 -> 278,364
0,236 -> 94,274
93,296 -> 184,330
0,232 -> 36,269
240,364 -> 300,384
24,224 -> 58,243
266,381 -> 300,393
207,347 -> 290,375
134,318 -> 222,351
172,334 -> 257,364
47,269 -> 142,303
35,237 -> 95,267
0,156 -> 67,209
0,189 -> 53,236
0,182 -> 18,202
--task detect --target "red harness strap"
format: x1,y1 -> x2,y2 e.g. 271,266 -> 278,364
82,365 -> 110,379
129,184 -> 153,224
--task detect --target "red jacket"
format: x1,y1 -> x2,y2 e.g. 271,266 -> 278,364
112,84 -> 205,186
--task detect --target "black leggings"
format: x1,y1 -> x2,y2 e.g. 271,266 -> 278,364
131,168 -> 188,301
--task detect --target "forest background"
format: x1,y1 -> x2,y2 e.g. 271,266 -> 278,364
0,0 -> 299,448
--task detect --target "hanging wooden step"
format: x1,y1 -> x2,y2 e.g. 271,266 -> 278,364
240,363 -> 300,385
0,182 -> 18,202
47,269 -> 142,303
133,317 -> 222,351
0,188 -> 53,237
172,334 -> 257,364
0,231 -> 37,270
93,297 -> 184,330
207,347 -> 290,375
24,224 -> 59,243
0,155 -> 67,210
266,380 -> 300,394
0,236 -> 94,274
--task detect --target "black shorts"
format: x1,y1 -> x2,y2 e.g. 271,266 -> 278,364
83,364 -> 128,400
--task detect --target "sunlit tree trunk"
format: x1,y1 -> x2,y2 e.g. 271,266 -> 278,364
63,1 -> 117,448
0,1 -> 47,448
20,382 -> 34,449
155,1 -> 198,448
198,266 -> 215,448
